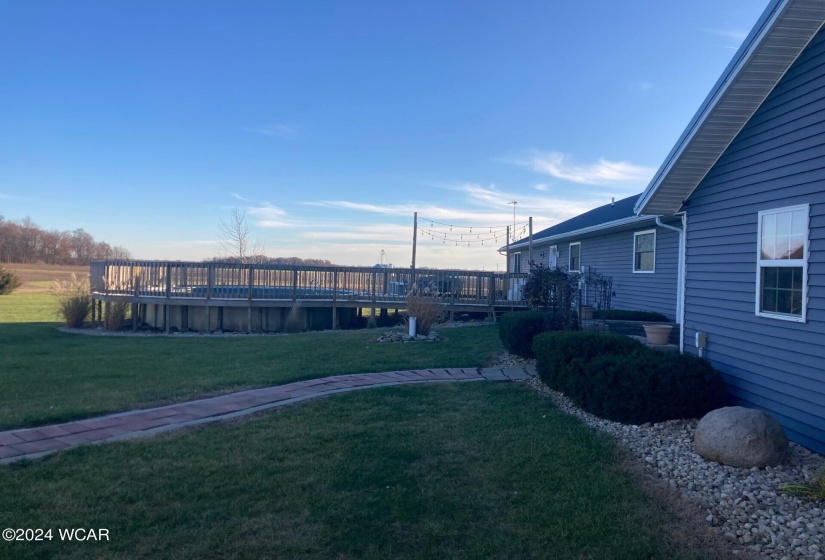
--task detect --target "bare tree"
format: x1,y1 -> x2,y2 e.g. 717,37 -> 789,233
218,209 -> 265,263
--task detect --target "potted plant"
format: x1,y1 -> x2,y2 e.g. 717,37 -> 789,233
643,324 -> 673,345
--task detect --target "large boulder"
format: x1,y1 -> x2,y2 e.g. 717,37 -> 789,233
694,406 -> 788,468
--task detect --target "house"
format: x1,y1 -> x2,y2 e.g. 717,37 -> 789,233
635,0 -> 825,453
505,195 -> 682,321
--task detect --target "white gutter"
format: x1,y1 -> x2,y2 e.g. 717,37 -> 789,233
655,215 -> 686,353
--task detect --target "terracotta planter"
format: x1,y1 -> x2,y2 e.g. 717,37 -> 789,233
643,324 -> 673,345
579,306 -> 594,320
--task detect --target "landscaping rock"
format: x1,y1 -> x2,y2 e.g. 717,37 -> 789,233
375,331 -> 441,344
694,406 -> 788,468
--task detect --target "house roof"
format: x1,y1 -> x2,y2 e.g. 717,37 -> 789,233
508,194 -> 655,250
635,0 -> 825,216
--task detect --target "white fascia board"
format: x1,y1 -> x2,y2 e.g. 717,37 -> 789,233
506,215 -> 658,252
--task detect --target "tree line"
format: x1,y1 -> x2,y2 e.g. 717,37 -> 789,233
0,216 -> 132,265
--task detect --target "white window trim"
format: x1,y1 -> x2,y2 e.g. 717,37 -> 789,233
633,229 -> 657,273
568,242 -> 581,273
755,204 -> 809,323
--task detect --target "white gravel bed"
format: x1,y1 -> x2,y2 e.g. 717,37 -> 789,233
502,352 -> 825,560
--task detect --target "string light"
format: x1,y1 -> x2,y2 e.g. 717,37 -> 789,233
415,215 -> 529,248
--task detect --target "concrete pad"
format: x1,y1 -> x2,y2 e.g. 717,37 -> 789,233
480,368 -> 509,382
502,367 -> 531,381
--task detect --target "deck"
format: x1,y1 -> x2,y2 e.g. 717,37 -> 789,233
90,260 -> 529,332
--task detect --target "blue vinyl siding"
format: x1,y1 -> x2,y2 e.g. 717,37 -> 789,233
528,225 -> 679,320
682,28 -> 825,454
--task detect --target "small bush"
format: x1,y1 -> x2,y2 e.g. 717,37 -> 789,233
780,465 -> 825,501
405,294 -> 444,335
592,309 -> 670,322
52,274 -> 91,328
499,310 -> 579,358
0,267 -> 22,295
569,351 -> 726,424
103,301 -> 129,331
533,331 -> 644,392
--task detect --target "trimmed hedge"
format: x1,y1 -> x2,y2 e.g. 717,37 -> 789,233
498,310 -> 578,358
532,331 -> 726,424
533,331 -> 643,392
592,309 -> 670,322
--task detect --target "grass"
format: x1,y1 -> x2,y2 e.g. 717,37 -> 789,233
0,291 -> 58,323
0,288 -> 505,429
0,383 -> 710,560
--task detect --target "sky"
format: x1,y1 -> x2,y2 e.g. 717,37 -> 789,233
0,0 -> 769,270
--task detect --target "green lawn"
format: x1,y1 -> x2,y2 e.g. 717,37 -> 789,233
0,290 -> 505,430
0,383 -> 709,560
0,291 -> 58,323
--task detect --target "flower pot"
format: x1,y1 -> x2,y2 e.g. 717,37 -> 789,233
643,324 -> 673,345
579,306 -> 594,320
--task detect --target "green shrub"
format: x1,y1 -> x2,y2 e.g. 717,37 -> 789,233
52,274 -> 91,328
103,300 -> 129,331
569,351 -> 726,424
532,331 -> 643,392
0,267 -> 22,295
592,309 -> 670,322
522,263 -> 579,312
499,310 -> 578,358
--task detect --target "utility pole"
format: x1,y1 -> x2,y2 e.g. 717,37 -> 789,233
508,201 -> 518,243
528,217 -> 533,264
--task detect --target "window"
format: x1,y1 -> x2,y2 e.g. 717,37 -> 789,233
633,230 -> 656,273
756,205 -> 808,321
512,252 -> 521,273
569,242 -> 581,272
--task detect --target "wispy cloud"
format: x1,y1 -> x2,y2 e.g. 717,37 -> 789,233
230,192 -> 248,202
0,192 -> 19,200
302,223 -> 412,243
707,28 -> 748,49
708,28 -> 748,43
517,152 -> 655,186
533,184 -> 549,192
247,204 -> 297,228
306,182 -> 598,233
247,124 -> 304,140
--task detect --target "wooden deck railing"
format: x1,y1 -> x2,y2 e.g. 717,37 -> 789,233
90,260 -> 528,307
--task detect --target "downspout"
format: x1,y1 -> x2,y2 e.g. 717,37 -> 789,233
655,215 -> 686,354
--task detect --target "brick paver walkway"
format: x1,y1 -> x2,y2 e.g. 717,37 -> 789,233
0,365 -> 536,464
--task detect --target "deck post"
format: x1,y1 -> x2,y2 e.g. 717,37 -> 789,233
248,264 -> 254,333
132,274 -> 140,331
332,270 -> 338,330
292,269 -> 298,301
504,226 -> 510,303
165,263 -> 171,334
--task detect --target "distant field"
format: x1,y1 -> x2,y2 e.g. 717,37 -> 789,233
0,263 -> 89,322
3,263 -> 89,292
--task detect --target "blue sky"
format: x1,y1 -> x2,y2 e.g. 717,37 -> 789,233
0,0 -> 767,269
